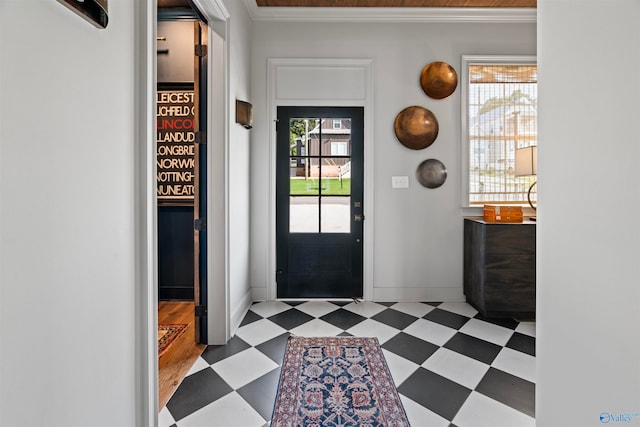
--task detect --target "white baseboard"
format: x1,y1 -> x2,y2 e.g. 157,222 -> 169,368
372,286 -> 465,303
230,289 -> 253,337
249,286 -> 465,303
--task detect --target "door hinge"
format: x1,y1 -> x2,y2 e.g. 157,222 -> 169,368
194,218 -> 207,231
195,131 -> 206,145
195,44 -> 207,57
195,305 -> 207,317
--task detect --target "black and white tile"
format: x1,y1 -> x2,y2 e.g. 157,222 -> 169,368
160,301 -> 536,427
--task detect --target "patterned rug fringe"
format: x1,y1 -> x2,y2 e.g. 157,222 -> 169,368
158,324 -> 188,356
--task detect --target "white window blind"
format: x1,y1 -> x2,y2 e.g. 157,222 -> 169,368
463,56 -> 537,205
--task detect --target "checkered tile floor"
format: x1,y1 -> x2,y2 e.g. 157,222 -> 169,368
160,301 -> 535,427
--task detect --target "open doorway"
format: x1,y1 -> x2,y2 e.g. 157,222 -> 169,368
156,0 -> 208,409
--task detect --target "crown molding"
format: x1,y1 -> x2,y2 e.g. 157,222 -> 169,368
242,0 -> 536,23
192,0 -> 230,21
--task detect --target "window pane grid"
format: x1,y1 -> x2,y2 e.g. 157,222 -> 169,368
288,117 -> 352,232
468,63 -> 537,205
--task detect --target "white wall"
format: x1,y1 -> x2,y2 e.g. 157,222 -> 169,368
537,1 -> 640,425
225,1 -> 254,333
250,21 -> 536,301
0,1 -> 144,426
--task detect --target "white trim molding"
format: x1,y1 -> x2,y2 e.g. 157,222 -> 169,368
206,18 -> 231,345
230,289 -> 253,336
137,2 -> 232,424
134,1 -> 158,426
193,0 -> 230,20
373,286 -> 465,303
244,1 -> 536,23
267,58 -> 375,302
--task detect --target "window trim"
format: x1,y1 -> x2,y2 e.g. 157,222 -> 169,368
460,54 -> 537,209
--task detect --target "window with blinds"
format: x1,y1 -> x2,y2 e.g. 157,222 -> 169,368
463,56 -> 537,205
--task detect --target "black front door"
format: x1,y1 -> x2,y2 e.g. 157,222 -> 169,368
276,106 -> 364,298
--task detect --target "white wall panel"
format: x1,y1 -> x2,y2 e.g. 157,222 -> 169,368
0,1 -> 139,426
536,1 -> 640,425
276,66 -> 367,100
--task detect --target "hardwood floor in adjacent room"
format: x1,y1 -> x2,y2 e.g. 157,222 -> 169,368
158,301 -> 206,410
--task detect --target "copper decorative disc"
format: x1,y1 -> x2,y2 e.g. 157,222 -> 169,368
420,61 -> 458,99
416,158 -> 447,189
393,106 -> 439,150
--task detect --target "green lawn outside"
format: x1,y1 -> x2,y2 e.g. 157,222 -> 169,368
290,177 -> 351,195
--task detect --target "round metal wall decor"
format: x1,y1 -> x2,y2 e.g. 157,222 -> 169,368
393,106 -> 439,150
416,158 -> 447,189
420,61 -> 458,100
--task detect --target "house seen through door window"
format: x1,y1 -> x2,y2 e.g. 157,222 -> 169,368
289,117 -> 352,233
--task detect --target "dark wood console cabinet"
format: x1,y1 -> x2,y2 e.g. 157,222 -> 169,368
463,218 -> 536,320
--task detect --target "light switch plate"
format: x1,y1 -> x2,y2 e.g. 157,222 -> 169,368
392,176 -> 409,188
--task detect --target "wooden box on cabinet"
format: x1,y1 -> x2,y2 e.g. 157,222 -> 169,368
463,218 -> 536,319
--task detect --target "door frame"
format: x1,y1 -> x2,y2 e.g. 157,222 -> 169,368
266,58 -> 375,301
135,1 -> 230,426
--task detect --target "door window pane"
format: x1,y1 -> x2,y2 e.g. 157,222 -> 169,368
290,196 -> 318,233
321,196 -> 350,233
319,157 -> 350,196
319,117 -> 351,154
287,116 -> 354,235
290,157 -> 320,195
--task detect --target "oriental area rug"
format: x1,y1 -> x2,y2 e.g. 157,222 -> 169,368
158,324 -> 188,356
271,336 -> 410,427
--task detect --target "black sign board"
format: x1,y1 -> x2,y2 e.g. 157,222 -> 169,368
157,89 -> 195,203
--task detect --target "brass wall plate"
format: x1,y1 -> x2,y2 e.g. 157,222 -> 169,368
416,158 -> 447,188
393,106 -> 439,150
420,61 -> 458,99
236,100 -> 253,129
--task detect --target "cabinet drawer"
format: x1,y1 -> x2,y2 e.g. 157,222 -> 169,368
485,225 -> 535,254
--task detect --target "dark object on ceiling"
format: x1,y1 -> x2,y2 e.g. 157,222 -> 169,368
416,158 -> 447,188
420,61 -> 458,99
393,106 -> 439,150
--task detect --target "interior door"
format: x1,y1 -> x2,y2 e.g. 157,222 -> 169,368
276,106 -> 364,298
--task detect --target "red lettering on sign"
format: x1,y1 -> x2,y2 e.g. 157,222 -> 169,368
157,119 -> 194,130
